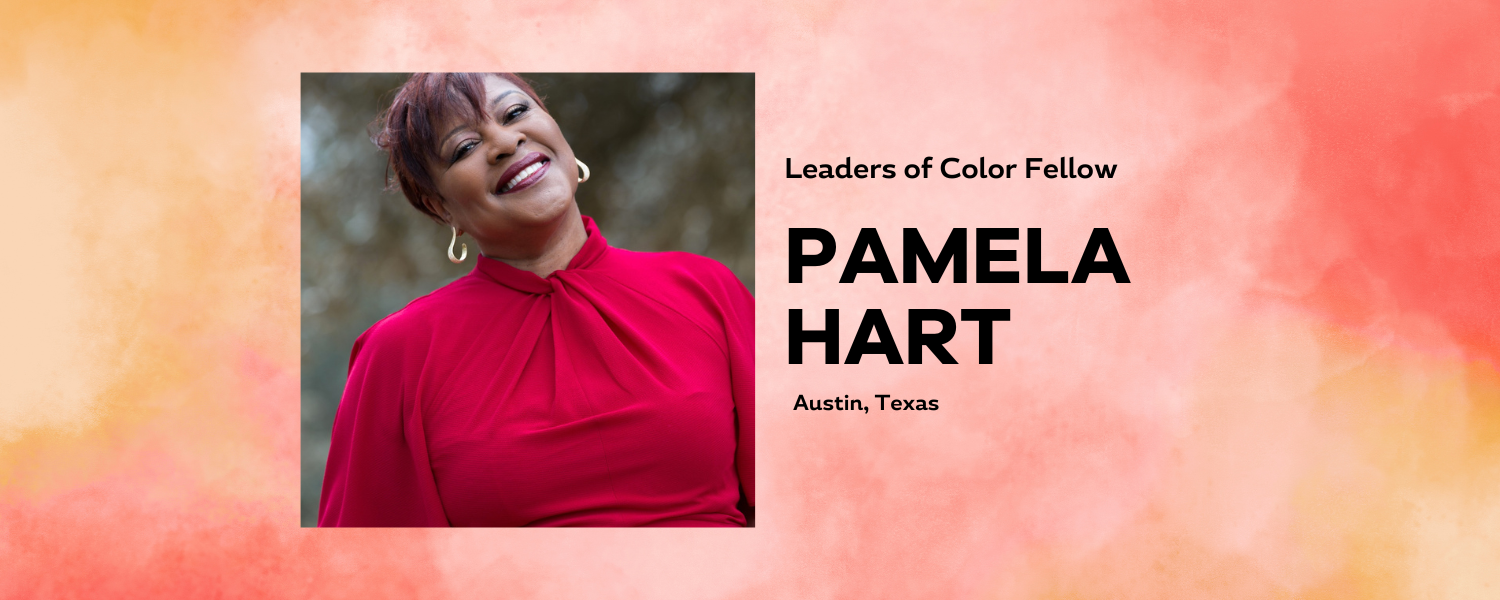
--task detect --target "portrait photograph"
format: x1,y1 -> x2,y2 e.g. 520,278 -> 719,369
300,73 -> 755,527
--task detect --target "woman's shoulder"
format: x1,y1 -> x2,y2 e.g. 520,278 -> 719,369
601,247 -> 746,291
353,274 -> 492,349
594,248 -> 752,327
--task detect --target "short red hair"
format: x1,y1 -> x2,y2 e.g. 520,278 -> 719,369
372,73 -> 546,221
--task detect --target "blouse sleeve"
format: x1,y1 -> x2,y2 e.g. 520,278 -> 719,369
720,270 -> 756,508
318,322 -> 450,527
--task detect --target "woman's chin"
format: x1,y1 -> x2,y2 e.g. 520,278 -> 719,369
495,179 -> 575,222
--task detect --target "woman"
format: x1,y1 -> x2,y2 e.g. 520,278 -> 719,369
317,73 -> 755,527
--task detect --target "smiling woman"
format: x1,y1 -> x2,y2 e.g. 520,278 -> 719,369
309,73 -> 755,527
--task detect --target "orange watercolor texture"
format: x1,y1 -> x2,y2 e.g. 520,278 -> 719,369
1,0 -> 1497,598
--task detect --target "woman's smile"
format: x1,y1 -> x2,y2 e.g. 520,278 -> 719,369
496,152 -> 551,195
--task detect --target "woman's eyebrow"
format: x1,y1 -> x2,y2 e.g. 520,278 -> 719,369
439,124 -> 471,152
487,90 -> 520,115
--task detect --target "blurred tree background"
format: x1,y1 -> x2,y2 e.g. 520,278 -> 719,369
300,73 -> 754,526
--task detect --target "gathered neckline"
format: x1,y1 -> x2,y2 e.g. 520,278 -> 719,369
470,215 -> 608,294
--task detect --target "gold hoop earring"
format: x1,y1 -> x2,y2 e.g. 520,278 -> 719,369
448,227 -> 468,264
576,159 -> 590,183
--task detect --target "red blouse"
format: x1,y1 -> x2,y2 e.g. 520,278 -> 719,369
318,216 -> 754,527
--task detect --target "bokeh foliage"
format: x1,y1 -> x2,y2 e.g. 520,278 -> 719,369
300,73 -> 754,526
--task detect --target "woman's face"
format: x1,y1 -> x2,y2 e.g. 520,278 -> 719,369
428,74 -> 580,258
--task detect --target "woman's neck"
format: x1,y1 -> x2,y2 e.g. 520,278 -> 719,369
483,208 -> 588,278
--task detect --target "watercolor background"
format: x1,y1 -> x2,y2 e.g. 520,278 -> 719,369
2,0 -> 1498,597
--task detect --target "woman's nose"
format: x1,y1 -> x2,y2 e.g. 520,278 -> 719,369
487,126 -> 524,163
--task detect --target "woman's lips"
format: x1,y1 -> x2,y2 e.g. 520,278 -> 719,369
496,153 -> 550,195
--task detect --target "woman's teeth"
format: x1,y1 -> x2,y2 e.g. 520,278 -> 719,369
500,160 -> 546,193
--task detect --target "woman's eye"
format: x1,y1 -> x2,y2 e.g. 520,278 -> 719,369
453,140 -> 479,162
504,104 -> 529,122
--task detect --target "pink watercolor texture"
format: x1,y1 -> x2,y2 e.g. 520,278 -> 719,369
1,0 -> 1497,597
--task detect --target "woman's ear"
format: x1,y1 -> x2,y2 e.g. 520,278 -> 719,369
420,195 -> 449,225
